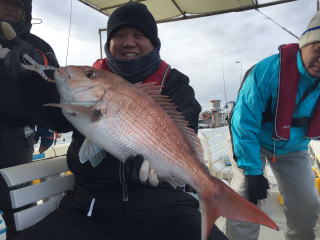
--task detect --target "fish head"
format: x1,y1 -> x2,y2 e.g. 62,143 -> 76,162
54,66 -> 113,106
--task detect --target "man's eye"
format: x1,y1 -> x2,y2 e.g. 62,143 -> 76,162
86,70 -> 96,79
135,33 -> 145,38
113,34 -> 124,39
315,43 -> 320,50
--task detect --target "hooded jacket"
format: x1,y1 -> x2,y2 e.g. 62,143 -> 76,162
231,48 -> 320,175
0,0 -> 59,131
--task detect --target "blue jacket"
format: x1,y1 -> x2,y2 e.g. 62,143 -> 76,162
231,51 -> 320,175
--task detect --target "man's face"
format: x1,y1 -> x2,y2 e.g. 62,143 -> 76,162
0,0 -> 24,22
109,27 -> 154,60
301,42 -> 320,79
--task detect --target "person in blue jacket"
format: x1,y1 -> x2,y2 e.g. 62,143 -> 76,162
225,12 -> 320,240
33,125 -> 55,153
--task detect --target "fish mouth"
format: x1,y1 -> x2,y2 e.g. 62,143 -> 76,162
69,100 -> 99,107
58,67 -> 71,80
54,69 -> 67,84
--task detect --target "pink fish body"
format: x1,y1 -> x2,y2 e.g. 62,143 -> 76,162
50,66 -> 278,240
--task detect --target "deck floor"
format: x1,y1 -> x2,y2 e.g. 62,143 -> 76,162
216,165 -> 320,239
216,191 -> 320,239
199,127 -> 320,239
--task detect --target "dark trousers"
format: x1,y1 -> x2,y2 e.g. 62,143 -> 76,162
0,127 -> 34,239
13,205 -> 228,240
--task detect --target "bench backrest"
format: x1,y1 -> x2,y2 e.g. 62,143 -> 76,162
198,127 -> 233,180
0,156 -> 74,231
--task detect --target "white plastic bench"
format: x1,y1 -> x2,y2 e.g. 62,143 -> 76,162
0,156 -> 74,232
198,126 -> 233,181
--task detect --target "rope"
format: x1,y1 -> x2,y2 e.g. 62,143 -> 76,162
65,0 -> 73,65
256,9 -> 299,40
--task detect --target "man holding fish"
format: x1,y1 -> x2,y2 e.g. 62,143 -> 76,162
10,2 -> 277,240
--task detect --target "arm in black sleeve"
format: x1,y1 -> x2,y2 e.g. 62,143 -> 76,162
162,69 -> 202,133
18,35 -> 73,133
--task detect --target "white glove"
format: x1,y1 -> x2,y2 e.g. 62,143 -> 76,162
0,22 -> 15,59
139,159 -> 159,187
125,155 -> 159,187
1,21 -> 17,41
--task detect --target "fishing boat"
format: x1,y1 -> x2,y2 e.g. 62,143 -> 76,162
2,0 -> 319,239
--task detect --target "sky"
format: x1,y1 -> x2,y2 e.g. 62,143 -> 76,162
30,0 -> 316,112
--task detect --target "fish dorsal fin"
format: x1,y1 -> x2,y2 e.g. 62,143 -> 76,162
135,82 -> 204,162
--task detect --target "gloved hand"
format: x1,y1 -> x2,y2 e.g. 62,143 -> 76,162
1,21 -> 17,40
35,126 -> 55,153
125,154 -> 159,187
0,21 -> 45,75
246,174 -> 270,204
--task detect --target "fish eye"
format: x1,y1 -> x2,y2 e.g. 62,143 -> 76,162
86,70 -> 96,79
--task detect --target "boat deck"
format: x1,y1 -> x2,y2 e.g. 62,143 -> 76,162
216,190 -> 320,239
215,164 -> 320,239
198,127 -> 320,239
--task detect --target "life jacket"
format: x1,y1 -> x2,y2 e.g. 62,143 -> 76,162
273,43 -> 320,140
92,58 -> 171,89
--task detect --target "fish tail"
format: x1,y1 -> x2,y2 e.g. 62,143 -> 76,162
199,176 -> 278,240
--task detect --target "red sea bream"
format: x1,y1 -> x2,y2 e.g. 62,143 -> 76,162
47,66 -> 278,240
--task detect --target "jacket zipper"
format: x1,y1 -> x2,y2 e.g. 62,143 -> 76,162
119,162 -> 128,201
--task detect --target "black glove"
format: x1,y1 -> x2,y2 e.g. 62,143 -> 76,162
184,184 -> 197,194
0,21 -> 45,76
246,175 -> 270,204
124,155 -> 159,187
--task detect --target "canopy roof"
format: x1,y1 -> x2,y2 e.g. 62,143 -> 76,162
78,0 -> 297,23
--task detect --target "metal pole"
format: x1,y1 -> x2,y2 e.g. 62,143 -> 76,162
98,29 -> 103,59
239,59 -> 243,86
317,0 -> 320,11
221,54 -> 227,109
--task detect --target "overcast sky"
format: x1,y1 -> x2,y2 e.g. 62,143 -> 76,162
30,0 -> 315,111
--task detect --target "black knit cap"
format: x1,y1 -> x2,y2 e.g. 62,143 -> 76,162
106,2 -> 160,49
22,0 -> 32,25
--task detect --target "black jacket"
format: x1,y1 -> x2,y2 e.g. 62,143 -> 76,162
0,33 -> 59,131
23,66 -> 202,213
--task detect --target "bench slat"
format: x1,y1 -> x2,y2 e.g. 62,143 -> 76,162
10,174 -> 74,209
0,156 -> 68,187
14,195 -> 64,231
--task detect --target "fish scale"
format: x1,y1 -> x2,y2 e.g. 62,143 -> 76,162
49,65 -> 279,240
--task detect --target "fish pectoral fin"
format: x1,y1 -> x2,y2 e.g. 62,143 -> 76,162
79,138 -> 106,167
44,103 -> 102,122
164,177 -> 185,189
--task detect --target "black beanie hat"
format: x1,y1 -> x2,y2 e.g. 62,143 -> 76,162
106,2 -> 160,49
22,0 -> 32,25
